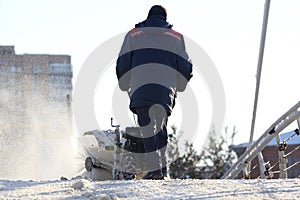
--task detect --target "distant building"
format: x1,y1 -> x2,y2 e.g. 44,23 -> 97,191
0,45 -> 74,179
233,130 -> 300,178
0,45 -> 72,104
0,45 -> 72,133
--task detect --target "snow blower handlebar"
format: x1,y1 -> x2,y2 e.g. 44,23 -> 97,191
110,117 -> 122,180
111,118 -> 120,128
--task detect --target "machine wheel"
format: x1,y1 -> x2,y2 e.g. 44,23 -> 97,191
114,169 -> 121,180
85,157 -> 94,171
122,172 -> 136,180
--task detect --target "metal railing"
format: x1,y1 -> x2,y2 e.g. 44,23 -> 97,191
222,101 -> 300,179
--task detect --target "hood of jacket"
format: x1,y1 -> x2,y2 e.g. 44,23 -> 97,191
135,15 -> 173,29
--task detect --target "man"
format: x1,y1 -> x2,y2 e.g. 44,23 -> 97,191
116,5 -> 192,179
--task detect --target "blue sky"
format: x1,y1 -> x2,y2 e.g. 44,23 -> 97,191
1,0 -> 300,146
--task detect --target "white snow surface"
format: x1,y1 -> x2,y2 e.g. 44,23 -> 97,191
1,178 -> 300,199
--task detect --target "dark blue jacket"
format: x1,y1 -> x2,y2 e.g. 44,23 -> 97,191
116,15 -> 193,116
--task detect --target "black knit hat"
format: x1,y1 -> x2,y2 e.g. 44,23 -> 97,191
147,5 -> 167,20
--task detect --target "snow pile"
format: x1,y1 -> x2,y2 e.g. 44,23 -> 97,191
0,178 -> 299,199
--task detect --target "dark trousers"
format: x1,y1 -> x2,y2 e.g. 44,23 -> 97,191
135,106 -> 168,172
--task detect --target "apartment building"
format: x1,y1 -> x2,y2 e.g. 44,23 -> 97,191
0,45 -> 74,179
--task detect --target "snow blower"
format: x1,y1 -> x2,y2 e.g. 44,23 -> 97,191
83,118 -> 146,180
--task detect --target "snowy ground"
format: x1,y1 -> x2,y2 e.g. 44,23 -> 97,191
1,178 -> 300,199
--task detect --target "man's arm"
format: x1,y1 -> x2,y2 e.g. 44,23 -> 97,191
116,32 -> 133,91
176,35 -> 193,92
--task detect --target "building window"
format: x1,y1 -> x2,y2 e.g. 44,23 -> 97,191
10,66 -> 16,72
0,66 -> 6,75
33,66 -> 41,74
48,63 -> 72,74
49,76 -> 72,90
16,66 -> 22,73
8,77 -> 16,85
8,66 -> 22,73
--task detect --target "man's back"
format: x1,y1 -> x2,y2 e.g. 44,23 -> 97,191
116,15 -> 192,115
